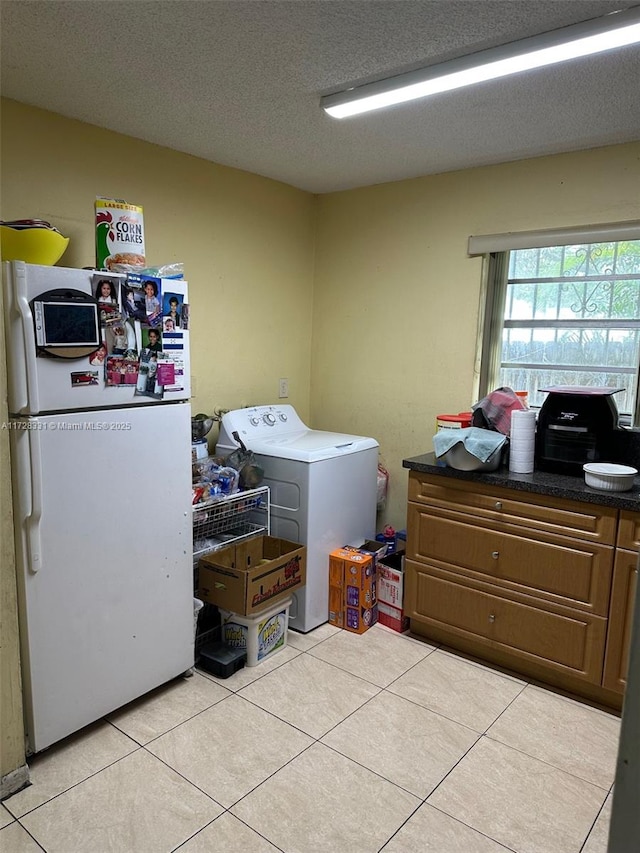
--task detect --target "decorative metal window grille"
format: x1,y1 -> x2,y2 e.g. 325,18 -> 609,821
486,240 -> 640,420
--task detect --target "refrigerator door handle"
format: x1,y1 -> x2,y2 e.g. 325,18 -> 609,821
14,267 -> 40,414
26,427 -> 44,573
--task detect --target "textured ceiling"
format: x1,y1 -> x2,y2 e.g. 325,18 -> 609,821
1,0 -> 639,193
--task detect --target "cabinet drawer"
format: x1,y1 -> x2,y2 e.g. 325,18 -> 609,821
406,560 -> 607,684
603,548 -> 639,693
407,504 -> 613,615
617,511 -> 640,551
408,472 -> 617,545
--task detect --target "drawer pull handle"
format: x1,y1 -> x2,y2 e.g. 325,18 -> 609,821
488,614 -> 496,623
495,501 -> 503,510
492,551 -> 500,559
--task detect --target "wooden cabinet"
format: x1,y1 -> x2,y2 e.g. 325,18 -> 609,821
408,474 -> 617,544
603,521 -> 639,692
409,507 -> 613,615
405,470 -> 635,707
617,510 -> 640,551
409,561 -> 608,683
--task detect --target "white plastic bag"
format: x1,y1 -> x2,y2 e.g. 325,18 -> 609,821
377,464 -> 389,511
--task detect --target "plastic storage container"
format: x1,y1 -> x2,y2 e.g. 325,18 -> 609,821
436,412 -> 473,431
198,641 -> 247,678
219,597 -> 291,666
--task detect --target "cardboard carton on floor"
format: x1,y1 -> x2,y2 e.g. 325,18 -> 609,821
344,540 -> 387,568
377,551 -> 409,633
328,547 -> 377,634
198,536 -> 306,616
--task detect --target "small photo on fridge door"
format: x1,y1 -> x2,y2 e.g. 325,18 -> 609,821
141,276 -> 162,328
121,283 -> 147,323
104,315 -> 127,354
141,327 -> 162,353
93,274 -> 119,306
135,349 -> 163,399
89,342 -> 108,367
121,354 -> 139,385
162,316 -> 179,335
105,355 -> 125,386
162,292 -> 182,329
123,318 -> 137,354
180,302 -> 189,330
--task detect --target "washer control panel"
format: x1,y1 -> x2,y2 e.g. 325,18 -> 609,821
218,404 -> 307,445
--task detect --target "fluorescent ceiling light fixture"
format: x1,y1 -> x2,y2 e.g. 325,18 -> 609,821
321,6 -> 640,118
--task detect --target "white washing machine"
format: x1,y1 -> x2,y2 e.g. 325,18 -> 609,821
216,405 -> 379,633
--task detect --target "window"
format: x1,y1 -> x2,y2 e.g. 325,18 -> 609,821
478,238 -> 640,422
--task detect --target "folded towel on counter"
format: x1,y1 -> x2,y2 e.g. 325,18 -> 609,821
433,427 -> 508,463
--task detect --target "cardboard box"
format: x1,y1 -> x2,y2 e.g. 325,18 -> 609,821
198,536 -> 306,616
377,551 -> 409,633
345,540 -> 387,567
328,547 -> 377,634
95,197 -> 145,271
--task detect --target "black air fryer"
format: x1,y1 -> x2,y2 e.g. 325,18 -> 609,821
535,386 -> 621,475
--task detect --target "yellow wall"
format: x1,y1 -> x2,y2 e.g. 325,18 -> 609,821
1,96 -> 639,782
312,143 -> 640,524
0,98 -> 316,784
0,99 -> 316,420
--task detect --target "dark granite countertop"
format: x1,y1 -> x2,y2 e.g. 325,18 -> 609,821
403,452 -> 640,511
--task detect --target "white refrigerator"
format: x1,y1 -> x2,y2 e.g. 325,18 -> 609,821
3,261 -> 194,753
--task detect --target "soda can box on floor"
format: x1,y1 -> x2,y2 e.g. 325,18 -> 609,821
377,551 -> 409,633
328,547 -> 378,634
344,540 -> 388,567
198,535 -> 306,616
219,598 -> 291,667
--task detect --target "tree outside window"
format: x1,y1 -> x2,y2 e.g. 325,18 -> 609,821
490,240 -> 640,420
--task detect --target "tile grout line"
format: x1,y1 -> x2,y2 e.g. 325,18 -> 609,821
12,818 -> 49,852
2,742 -> 145,821
121,688 -> 236,748
302,645 -> 424,690
195,645 -> 304,690
222,689 -> 326,742
224,739 -> 320,812
480,677 -> 529,731
577,789 -> 610,853
169,810 -> 286,853
482,733 -> 614,792
411,801 -> 521,853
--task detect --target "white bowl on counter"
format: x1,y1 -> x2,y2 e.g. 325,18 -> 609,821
583,462 -> 638,492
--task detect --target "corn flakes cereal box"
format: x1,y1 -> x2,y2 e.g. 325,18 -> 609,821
95,197 -> 145,271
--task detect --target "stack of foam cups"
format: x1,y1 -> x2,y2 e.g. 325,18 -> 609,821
509,409 -> 537,474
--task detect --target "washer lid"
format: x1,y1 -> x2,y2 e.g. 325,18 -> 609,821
248,430 -> 378,462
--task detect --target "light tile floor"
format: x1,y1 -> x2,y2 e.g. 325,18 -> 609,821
1,623 -> 619,853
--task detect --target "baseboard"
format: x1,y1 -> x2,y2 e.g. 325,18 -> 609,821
0,764 -> 30,801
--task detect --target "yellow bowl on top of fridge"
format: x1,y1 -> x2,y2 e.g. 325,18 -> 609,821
0,226 -> 69,265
